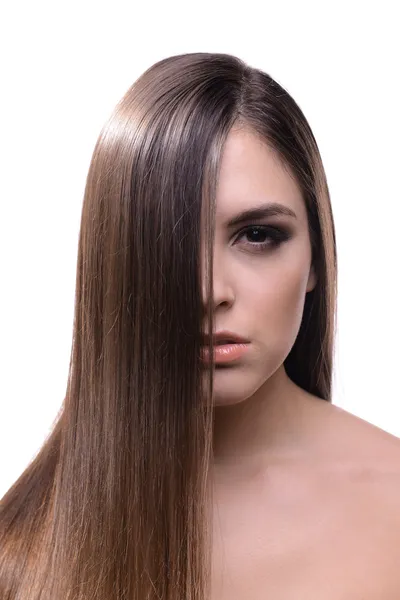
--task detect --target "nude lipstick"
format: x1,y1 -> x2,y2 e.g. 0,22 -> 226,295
201,330 -> 250,364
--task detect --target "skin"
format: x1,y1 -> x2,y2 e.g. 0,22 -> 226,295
202,127 -> 400,599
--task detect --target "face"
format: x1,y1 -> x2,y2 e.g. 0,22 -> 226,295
200,127 -> 317,406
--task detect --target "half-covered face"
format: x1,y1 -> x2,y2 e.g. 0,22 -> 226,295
200,127 -> 317,406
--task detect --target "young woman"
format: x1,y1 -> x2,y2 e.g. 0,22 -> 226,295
1,52 -> 400,600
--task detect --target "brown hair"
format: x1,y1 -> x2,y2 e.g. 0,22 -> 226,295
0,52 -> 337,599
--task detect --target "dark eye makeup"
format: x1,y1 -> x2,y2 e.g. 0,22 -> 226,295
233,225 -> 292,253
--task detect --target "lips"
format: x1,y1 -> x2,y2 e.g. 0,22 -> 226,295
202,330 -> 250,345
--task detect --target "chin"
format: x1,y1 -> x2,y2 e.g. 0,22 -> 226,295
212,396 -> 249,407
202,374 -> 259,407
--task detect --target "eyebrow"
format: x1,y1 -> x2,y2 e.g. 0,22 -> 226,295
226,202 -> 298,228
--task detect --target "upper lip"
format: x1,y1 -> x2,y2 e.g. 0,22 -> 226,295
202,330 -> 250,345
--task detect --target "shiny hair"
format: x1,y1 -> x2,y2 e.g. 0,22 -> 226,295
0,52 -> 337,599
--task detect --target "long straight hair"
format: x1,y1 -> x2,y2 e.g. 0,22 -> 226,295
0,52 -> 337,599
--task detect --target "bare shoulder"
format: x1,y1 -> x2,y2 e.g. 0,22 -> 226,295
314,396 -> 400,472
334,401 -> 400,495
307,393 -> 400,533
304,395 -> 400,593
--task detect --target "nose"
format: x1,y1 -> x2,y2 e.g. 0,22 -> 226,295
201,249 -> 235,312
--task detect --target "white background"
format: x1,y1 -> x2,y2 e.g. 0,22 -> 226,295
1,1 -> 399,498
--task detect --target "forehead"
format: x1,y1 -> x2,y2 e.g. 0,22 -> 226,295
215,128 -> 306,224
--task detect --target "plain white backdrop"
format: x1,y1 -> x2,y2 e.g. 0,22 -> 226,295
1,0 -> 399,499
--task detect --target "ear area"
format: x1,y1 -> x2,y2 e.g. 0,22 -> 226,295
306,264 -> 318,293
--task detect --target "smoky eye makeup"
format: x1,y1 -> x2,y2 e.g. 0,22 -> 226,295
232,223 -> 293,253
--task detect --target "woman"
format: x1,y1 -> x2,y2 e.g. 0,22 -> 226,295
1,51 -> 400,600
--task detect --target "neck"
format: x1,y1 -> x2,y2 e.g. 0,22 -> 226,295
211,364 -> 316,471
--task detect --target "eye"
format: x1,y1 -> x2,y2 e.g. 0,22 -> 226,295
233,225 -> 291,253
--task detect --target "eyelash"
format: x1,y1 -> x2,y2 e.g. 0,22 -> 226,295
234,225 -> 291,253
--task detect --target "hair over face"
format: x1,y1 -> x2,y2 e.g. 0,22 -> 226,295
0,52 -> 337,600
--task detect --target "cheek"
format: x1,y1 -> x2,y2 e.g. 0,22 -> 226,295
245,259 -> 310,334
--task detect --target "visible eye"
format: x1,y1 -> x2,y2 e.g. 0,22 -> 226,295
233,225 -> 292,253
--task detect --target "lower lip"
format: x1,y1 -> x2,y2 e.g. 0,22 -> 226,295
201,343 -> 249,364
